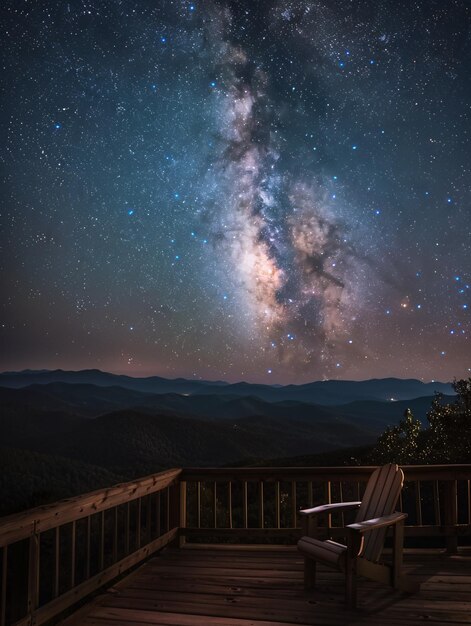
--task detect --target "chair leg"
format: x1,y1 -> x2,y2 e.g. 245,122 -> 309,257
304,557 -> 316,589
392,519 -> 404,589
345,560 -> 357,609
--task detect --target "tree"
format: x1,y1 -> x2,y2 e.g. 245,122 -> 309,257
370,408 -> 422,464
424,378 -> 471,463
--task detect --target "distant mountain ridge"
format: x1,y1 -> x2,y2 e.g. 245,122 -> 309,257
0,369 -> 454,405
2,371 -> 452,476
0,382 -> 454,428
0,368 -> 457,517
0,403 -> 371,475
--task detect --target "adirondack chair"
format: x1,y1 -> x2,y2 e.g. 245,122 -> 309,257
297,464 -> 417,608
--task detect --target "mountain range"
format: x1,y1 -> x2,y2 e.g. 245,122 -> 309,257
0,369 -> 455,515
0,368 -> 453,404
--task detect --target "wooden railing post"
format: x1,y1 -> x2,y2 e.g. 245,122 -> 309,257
27,520 -> 40,623
444,480 -> 458,553
168,479 -> 186,548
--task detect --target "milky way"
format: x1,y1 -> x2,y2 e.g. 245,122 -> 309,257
0,0 -> 470,383
203,13 -> 371,374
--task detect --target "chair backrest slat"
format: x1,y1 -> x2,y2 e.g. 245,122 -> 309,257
355,464 -> 404,562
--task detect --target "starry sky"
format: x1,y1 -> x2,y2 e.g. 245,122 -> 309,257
1,0 -> 470,384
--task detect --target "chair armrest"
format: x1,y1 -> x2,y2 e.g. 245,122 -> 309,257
299,501 -> 361,517
347,511 -> 407,534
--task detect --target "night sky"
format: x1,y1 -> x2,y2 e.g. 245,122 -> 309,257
1,0 -> 470,384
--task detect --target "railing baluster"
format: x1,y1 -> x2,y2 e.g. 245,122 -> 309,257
53,526 -> 60,598
156,493 -> 161,537
415,481 -> 422,526
146,496 -> 152,544
166,487 -> 170,532
275,481 -> 281,529
179,481 -> 187,548
99,511 -> 105,571
468,479 -> 471,525
325,480 -> 332,532
27,521 -> 40,618
308,481 -> 313,507
125,502 -> 130,555
113,507 -> 118,563
70,520 -> 76,589
197,482 -> 201,529
259,482 -> 264,529
228,482 -> 233,529
291,481 -> 297,528
213,482 -> 217,529
136,498 -> 142,549
85,515 -> 91,580
1,546 -> 7,626
433,480 -> 441,525
444,480 -> 458,553
243,481 -> 248,528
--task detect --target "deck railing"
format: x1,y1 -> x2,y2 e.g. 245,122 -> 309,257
0,464 -> 470,626
180,466 -> 471,551
0,468 -> 182,626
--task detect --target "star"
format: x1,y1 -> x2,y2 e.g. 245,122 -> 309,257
0,0 -> 468,383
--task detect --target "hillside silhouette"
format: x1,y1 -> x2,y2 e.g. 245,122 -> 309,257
0,369 -> 453,404
0,370 -> 455,515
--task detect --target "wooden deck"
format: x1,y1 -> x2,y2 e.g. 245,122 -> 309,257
62,545 -> 471,626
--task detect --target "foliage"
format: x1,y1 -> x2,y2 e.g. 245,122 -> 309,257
423,378 -> 471,463
370,378 -> 471,464
369,408 -> 422,464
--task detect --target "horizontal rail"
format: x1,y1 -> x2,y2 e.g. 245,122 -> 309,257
181,465 -> 471,482
0,468 -> 182,548
181,524 -> 470,538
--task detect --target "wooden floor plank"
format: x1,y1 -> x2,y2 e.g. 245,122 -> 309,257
97,596 -> 323,624
83,606 -> 311,626
125,579 -> 316,598
61,546 -> 471,626
154,558 -> 304,571
107,588 -> 327,615
141,565 -> 303,580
